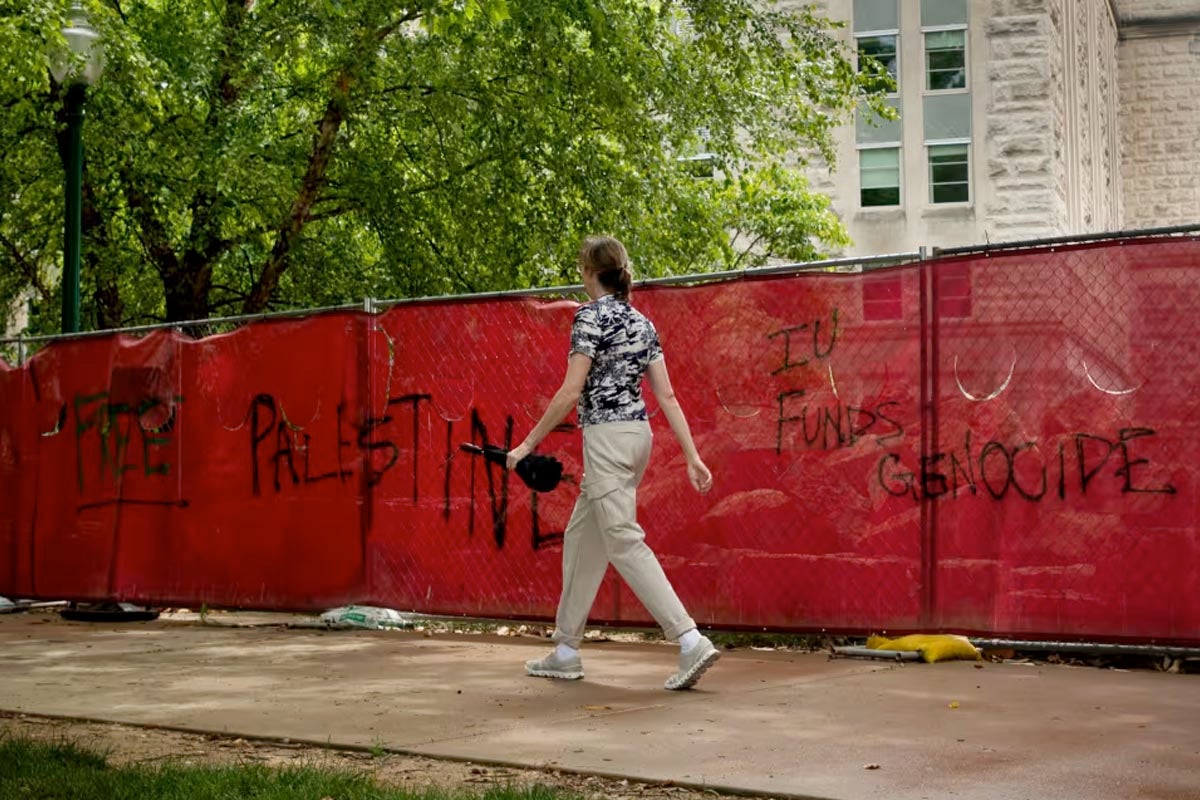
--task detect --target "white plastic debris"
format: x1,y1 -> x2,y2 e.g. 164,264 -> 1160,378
319,605 -> 418,630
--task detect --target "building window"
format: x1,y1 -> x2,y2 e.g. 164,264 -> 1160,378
928,143 -> 969,203
860,147 -> 901,207
678,154 -> 716,179
924,29 -> 966,91
856,33 -> 899,90
677,125 -> 715,178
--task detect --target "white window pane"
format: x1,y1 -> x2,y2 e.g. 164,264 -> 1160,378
862,169 -> 900,189
860,147 -> 901,206
930,144 -> 968,160
860,148 -> 900,169
925,30 -> 965,50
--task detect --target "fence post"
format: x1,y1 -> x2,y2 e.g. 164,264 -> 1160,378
917,244 -> 938,628
16,335 -> 25,366
363,296 -> 375,315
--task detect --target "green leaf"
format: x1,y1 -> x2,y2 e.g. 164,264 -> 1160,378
0,0 -> 882,335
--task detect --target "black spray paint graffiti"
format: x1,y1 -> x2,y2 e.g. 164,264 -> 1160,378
71,391 -> 188,511
767,309 -> 839,376
876,427 -> 1177,502
767,308 -> 1176,503
248,393 -> 565,551
465,407 -> 512,549
248,393 -> 431,494
776,392 -> 904,454
443,412 -> 568,552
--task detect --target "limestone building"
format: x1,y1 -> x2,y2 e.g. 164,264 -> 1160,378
803,0 -> 1200,255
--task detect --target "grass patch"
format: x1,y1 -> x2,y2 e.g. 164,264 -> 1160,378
0,736 -> 578,800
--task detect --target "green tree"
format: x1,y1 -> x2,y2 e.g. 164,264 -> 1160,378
0,0 -> 889,335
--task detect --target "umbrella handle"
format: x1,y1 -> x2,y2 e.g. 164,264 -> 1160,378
459,442 -> 509,467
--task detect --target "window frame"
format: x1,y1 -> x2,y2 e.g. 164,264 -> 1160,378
926,138 -> 972,205
676,125 -> 717,179
922,24 -> 969,94
858,143 -> 903,209
855,29 -> 900,96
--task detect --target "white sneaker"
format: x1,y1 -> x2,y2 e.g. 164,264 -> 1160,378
525,649 -> 584,680
665,636 -> 719,690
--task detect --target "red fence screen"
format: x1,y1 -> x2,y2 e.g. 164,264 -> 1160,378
1,238 -> 1197,643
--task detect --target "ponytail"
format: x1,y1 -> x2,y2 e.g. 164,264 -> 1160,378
579,235 -> 633,301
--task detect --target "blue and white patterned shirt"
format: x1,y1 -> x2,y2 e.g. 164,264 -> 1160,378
569,295 -> 664,427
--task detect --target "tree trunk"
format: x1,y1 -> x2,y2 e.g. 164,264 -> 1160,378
242,84 -> 349,315
163,269 -> 214,323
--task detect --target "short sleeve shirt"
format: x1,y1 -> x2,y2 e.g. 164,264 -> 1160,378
569,295 -> 664,426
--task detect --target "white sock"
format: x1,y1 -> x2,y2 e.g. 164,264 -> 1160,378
678,629 -> 702,652
555,643 -> 579,660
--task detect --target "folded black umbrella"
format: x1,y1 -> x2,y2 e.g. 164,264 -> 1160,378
459,443 -> 564,493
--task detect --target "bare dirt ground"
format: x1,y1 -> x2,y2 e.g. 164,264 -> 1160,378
0,710 -> 726,800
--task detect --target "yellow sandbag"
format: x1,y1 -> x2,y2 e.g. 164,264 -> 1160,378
866,634 -> 982,663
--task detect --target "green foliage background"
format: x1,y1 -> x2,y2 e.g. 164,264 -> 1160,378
0,0 -> 890,334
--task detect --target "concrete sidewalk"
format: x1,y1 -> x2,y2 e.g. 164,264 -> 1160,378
1,613 -> 1197,799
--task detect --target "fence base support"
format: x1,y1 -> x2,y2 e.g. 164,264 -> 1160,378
831,646 -> 923,662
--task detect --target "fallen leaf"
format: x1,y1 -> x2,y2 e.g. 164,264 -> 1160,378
948,701 -> 960,709
863,763 -> 881,770
581,704 -> 612,711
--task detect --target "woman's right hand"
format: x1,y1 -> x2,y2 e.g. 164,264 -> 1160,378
506,441 -> 533,471
687,458 -> 713,495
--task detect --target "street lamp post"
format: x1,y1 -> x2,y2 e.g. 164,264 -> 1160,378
49,2 -> 103,334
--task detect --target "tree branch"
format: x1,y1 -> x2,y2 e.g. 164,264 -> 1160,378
305,204 -> 359,223
241,10 -> 419,314
732,231 -> 769,270
165,0 -> 251,321
242,79 -> 349,314
122,175 -> 182,283
101,0 -> 128,23
210,282 -> 249,299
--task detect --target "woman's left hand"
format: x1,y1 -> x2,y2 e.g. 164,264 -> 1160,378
506,442 -> 533,470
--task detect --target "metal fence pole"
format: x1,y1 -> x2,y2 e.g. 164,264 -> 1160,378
917,244 -> 936,626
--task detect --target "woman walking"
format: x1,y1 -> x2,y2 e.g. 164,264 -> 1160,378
506,235 -> 719,690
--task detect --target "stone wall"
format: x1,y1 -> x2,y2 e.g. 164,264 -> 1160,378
1115,0 -> 1200,22
1054,0 -> 1122,232
980,0 -> 1122,240
983,0 -> 1066,239
1119,28 -> 1200,227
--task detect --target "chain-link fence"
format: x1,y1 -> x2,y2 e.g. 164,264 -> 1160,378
1,225 -> 1197,643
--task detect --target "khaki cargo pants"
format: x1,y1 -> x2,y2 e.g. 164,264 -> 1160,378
551,421 -> 696,648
